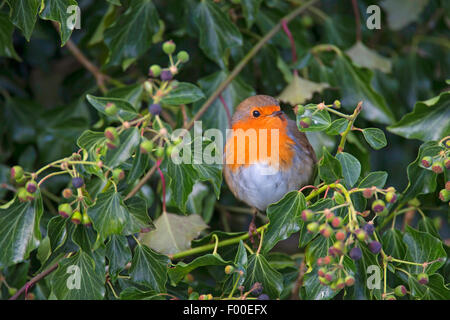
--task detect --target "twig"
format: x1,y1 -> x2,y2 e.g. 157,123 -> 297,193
290,260 -> 306,300
124,162 -> 158,200
218,94 -> 232,128
155,159 -> 166,213
184,0 -> 318,131
337,101 -> 362,153
351,0 -> 362,42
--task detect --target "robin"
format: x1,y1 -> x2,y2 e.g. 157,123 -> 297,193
224,95 -> 317,238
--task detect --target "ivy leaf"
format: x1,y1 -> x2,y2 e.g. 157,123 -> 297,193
241,0 -> 262,28
263,191 -> 306,254
51,250 -> 105,299
297,106 -> 332,132
358,171 -> 388,189
129,244 -> 169,293
123,196 -> 154,234
161,82 -> 205,105
362,128 -> 387,150
168,253 -> 230,284
318,147 -> 343,184
0,13 -> 20,61
299,199 -> 334,247
381,229 -> 406,259
120,287 -> 164,300
106,83 -> 143,111
47,216 -> 68,252
388,91 -> 450,141
105,127 -> 140,168
278,74 -> 329,106
408,273 -> 450,300
402,226 -> 445,275
86,95 -> 138,121
39,0 -> 78,46
104,0 -> 159,68
333,54 -> 395,124
166,161 -> 196,213
192,163 -> 223,200
353,243 -> 382,299
87,189 -> 131,241
71,224 -> 97,252
380,0 -> 430,31
336,152 -> 361,187
325,118 -> 349,136
5,0 -> 40,41
243,254 -> 283,299
106,235 -> 132,279
77,130 -> 106,152
418,217 -> 441,240
126,138 -> 149,184
222,240 -> 248,293
345,41 -> 392,73
193,0 -> 242,67
401,141 -> 441,202
0,195 -> 43,268
302,264 -> 339,300
140,212 -> 208,255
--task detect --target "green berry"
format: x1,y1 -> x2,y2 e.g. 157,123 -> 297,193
71,210 -> 82,224
385,191 -> 397,203
177,51 -> 189,63
301,209 -> 314,221
336,278 -> 345,290
149,64 -> 161,77
333,100 -> 341,108
355,229 -> 367,242
17,187 -> 28,202
301,15 -> 313,27
421,156 -> 432,168
11,165 -> 24,181
394,285 -> 407,297
224,265 -> 234,274
417,273 -> 429,285
82,212 -> 92,227
58,203 -> 73,219
345,275 -> 355,286
140,139 -> 154,154
439,189 -> 449,202
445,157 -> 450,169
8,287 -> 17,296
307,222 -> 319,233
112,168 -> 125,181
431,161 -> 444,174
162,40 -> 176,54
296,104 -> 305,115
334,191 -> 345,204
155,146 -> 165,158
299,117 -> 312,129
372,199 -> 386,213
104,127 -> 118,141
105,102 -> 118,116
166,145 -> 175,157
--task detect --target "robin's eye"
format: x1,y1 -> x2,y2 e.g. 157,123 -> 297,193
252,110 -> 260,118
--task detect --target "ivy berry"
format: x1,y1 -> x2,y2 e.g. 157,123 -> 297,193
72,177 -> 84,189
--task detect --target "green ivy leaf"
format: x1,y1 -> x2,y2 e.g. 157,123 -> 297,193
168,253 -> 230,284
345,41 -> 392,73
105,127 -> 140,168
358,171 -> 388,189
297,106 -> 332,132
104,0 -> 159,68
106,235 -> 132,279
51,250 -> 105,299
263,191 -> 306,253
193,0 -> 242,67
0,195 -> 43,268
222,240 -> 248,293
87,189 -> 132,241
333,54 -> 395,124
71,224 -> 97,252
318,147 -> 343,184
129,244 -> 169,293
77,130 -> 106,152
336,152 -> 361,187
241,0 -> 262,28
39,0 -> 78,46
123,196 -> 154,234
161,82 -> 205,105
325,118 -> 349,136
0,13 -> 20,61
120,287 -> 164,300
362,128 -> 387,150
47,216 -> 68,252
166,161 -> 196,213
380,0 -> 430,31
388,91 -> 450,141
402,226 -> 445,275
243,254 -> 283,299
5,0 -> 40,41
381,229 -> 406,260
126,139 -> 149,184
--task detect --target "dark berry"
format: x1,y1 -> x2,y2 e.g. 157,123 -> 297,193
160,70 -> 173,81
363,223 -> 374,235
258,294 -> 269,300
72,177 -> 84,189
149,103 -> 162,116
372,199 -> 385,213
349,247 -> 362,260
368,241 -> 382,254
26,180 -> 37,193
251,282 -> 263,296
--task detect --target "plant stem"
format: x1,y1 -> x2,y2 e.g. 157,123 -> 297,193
337,101 -> 362,153
351,0 -> 362,42
184,0 -> 319,131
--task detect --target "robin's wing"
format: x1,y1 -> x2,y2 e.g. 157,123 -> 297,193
287,119 -> 317,164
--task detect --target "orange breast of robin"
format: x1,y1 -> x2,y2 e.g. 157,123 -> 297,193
225,113 -> 295,172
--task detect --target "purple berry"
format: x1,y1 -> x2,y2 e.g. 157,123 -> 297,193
72,177 -> 84,189
160,70 -> 173,81
26,180 -> 37,193
363,223 -> 374,235
149,103 -> 162,116
349,247 -> 362,260
258,294 -> 269,300
368,241 -> 382,254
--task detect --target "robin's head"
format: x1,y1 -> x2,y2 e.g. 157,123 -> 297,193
231,95 -> 286,128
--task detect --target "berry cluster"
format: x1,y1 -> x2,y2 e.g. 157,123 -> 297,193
421,149 -> 450,203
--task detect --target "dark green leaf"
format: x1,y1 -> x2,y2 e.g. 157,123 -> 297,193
123,196 -> 154,234
86,94 -> 138,120
408,273 -> 450,300
241,0 -> 262,28
358,171 -> 388,189
297,107 -> 331,132
243,254 -> 283,299
161,82 -> 205,105
129,244 -> 169,292
6,0 -> 40,41
381,229 -> 406,259
318,147 -> 343,184
39,0 -> 78,46
336,152 -> 361,187
106,235 -> 132,278
362,128 -> 387,150
0,13 -> 20,60
105,127 -> 140,168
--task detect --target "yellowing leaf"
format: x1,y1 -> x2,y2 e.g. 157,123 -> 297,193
345,42 -> 392,73
278,73 -> 329,105
140,212 -> 208,255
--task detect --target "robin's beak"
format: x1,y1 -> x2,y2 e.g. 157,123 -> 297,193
270,110 -> 284,118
